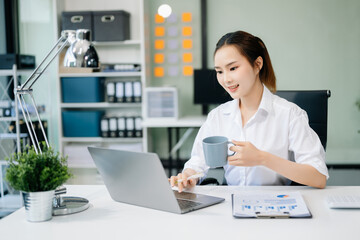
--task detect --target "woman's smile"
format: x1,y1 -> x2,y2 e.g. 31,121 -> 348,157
227,84 -> 240,92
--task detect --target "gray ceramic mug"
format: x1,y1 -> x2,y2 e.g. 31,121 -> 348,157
202,136 -> 235,168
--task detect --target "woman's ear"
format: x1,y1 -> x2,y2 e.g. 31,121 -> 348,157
255,56 -> 263,74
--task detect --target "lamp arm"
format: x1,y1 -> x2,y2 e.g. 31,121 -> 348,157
15,31 -> 75,154
20,35 -> 68,91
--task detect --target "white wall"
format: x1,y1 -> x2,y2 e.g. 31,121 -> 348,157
207,0 -> 360,163
18,0 -> 59,149
18,0 -> 360,164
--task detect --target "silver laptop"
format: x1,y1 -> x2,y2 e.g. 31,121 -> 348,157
88,147 -> 224,214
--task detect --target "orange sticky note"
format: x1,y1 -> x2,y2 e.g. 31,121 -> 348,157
183,53 -> 192,63
183,66 -> 193,76
154,53 -> 164,64
154,67 -> 164,77
155,26 -> 165,37
182,26 -> 192,36
155,39 -> 165,50
182,12 -> 192,22
155,14 -> 165,23
182,39 -> 192,49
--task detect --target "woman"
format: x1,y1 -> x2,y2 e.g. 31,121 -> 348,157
170,31 -> 328,192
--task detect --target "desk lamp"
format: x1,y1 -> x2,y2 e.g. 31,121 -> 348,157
15,29 -> 99,215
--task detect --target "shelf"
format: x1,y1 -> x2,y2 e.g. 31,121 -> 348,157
0,115 -> 47,122
59,71 -> 142,78
0,133 -> 28,140
142,115 -> 207,128
0,117 -> 16,122
92,40 -> 141,46
61,102 -> 141,109
0,69 -> 33,76
61,137 -> 143,143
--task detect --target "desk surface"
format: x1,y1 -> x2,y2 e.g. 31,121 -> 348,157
1,185 -> 360,240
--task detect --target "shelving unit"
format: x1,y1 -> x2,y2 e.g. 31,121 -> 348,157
61,137 -> 142,143
60,102 -> 141,109
54,0 -> 147,168
0,65 -> 31,155
59,71 -> 142,78
0,65 -> 32,216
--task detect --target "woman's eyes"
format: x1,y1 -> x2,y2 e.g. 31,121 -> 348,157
216,66 -> 238,74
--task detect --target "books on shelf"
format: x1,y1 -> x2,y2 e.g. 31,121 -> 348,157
101,63 -> 141,72
106,80 -> 141,103
101,115 -> 142,138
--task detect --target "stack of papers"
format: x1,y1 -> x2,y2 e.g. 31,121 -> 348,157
232,191 -> 311,218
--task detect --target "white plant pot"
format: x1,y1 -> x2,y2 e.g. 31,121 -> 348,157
22,190 -> 55,222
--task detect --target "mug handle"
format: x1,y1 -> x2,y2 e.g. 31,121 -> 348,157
227,141 -> 236,156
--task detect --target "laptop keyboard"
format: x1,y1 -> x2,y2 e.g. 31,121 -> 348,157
177,199 -> 203,209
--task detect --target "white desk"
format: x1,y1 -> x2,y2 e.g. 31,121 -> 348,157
1,185 -> 360,240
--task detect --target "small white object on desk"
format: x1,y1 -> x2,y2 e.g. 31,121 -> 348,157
326,195 -> 360,208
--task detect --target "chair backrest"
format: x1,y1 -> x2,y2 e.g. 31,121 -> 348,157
275,90 -> 331,150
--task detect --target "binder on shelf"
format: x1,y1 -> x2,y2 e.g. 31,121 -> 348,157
117,117 -> 126,138
125,117 -> 135,137
115,82 -> 125,103
100,117 -> 109,138
101,63 -> 141,72
133,81 -> 142,103
109,117 -> 118,138
106,81 -> 116,102
124,81 -> 134,103
134,117 -> 142,137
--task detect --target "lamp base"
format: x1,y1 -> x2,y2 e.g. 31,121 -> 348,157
52,196 -> 89,216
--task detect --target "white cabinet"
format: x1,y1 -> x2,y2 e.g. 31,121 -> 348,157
54,0 -> 148,168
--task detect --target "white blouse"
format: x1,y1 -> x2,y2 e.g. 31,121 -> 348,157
184,85 -> 329,186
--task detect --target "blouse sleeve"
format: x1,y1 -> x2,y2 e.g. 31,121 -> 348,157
288,108 -> 329,179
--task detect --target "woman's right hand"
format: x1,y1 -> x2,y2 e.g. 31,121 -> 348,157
169,169 -> 198,193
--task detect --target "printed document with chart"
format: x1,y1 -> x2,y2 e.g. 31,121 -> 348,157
232,191 -> 312,218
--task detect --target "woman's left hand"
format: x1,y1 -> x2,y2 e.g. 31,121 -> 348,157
228,140 -> 264,166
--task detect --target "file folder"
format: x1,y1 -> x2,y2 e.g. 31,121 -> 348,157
133,82 -> 142,103
117,117 -> 126,138
106,81 -> 116,102
134,117 -> 142,137
232,191 -> 312,219
126,117 -> 135,137
115,82 -> 125,102
124,82 -> 134,102
109,117 -> 118,137
101,117 -> 109,137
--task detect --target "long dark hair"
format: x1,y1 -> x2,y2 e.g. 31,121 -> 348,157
214,31 -> 276,92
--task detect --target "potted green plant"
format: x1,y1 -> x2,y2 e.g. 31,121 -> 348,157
5,143 -> 71,222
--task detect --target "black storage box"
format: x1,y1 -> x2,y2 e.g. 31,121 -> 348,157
61,11 -> 93,33
93,10 -> 130,41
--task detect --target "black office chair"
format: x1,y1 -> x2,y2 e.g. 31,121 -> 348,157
200,90 -> 331,185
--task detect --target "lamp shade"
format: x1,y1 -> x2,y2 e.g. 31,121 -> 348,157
63,29 -> 99,68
